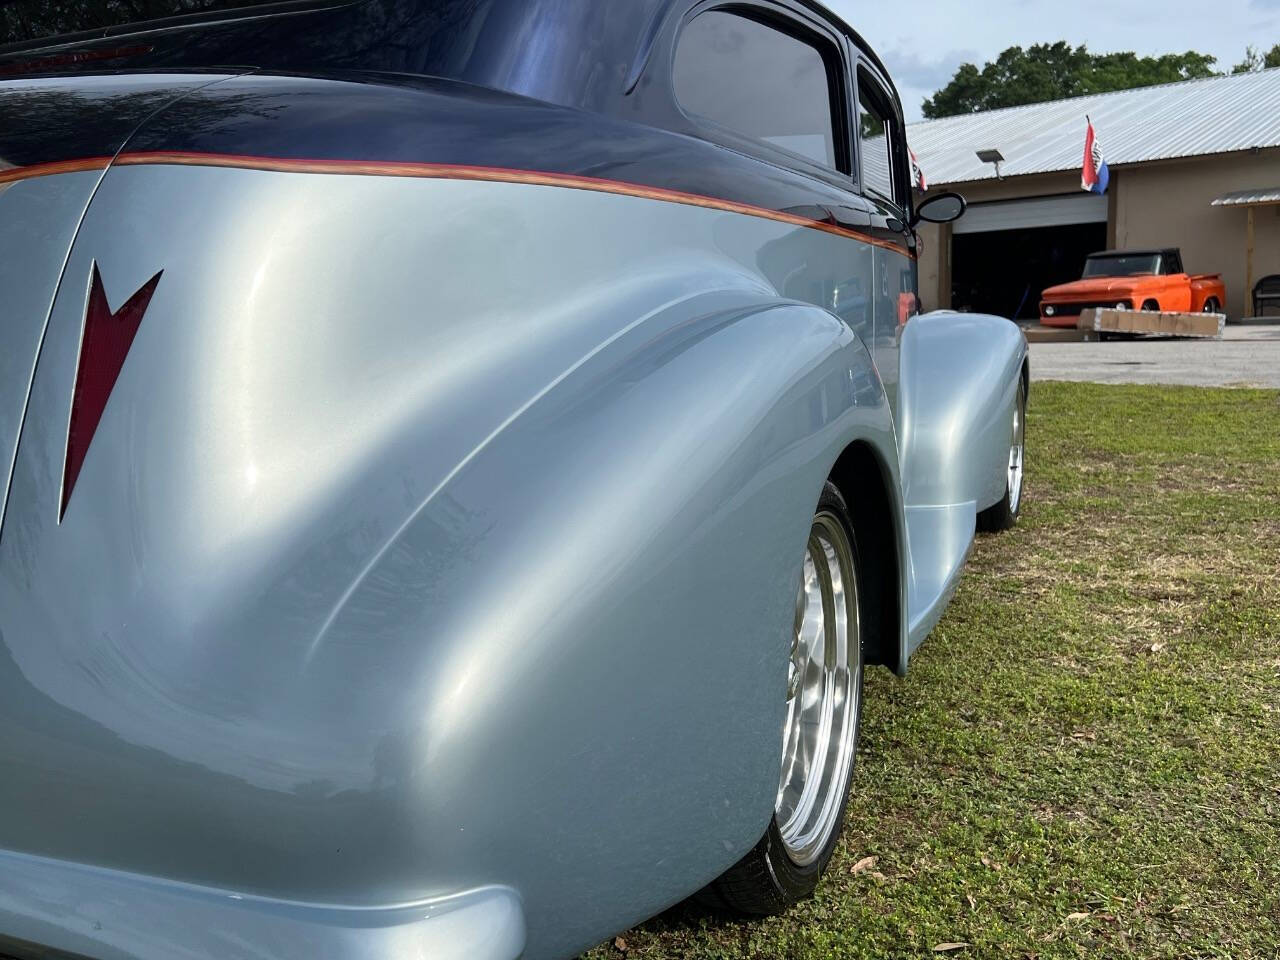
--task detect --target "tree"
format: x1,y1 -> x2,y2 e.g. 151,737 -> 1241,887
922,43 -> 1219,119
1232,44 -> 1280,73
0,1 -> 277,49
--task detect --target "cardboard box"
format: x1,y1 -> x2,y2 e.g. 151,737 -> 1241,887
1078,308 -> 1225,339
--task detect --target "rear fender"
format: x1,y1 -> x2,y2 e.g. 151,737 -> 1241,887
317,296 -> 900,955
1190,274 -> 1226,311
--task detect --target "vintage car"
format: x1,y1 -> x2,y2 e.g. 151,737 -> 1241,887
1039,247 -> 1227,327
0,2 -> 1028,958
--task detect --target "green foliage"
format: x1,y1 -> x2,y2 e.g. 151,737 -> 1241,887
1233,43 -> 1280,73
921,42 -> 1220,119
0,0 -> 274,49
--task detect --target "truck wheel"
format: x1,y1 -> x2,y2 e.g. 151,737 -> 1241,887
1202,298 -> 1220,314
701,482 -> 864,915
1141,300 -> 1159,311
978,378 -> 1026,533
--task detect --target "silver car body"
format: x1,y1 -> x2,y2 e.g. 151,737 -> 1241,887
0,18 -> 1026,960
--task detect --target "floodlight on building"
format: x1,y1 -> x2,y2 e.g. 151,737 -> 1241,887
976,148 -> 1005,180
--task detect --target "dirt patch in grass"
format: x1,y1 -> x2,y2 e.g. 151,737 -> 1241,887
584,382 -> 1280,960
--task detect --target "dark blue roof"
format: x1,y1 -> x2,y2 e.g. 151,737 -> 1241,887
1,0 -> 896,118
0,0 -> 665,113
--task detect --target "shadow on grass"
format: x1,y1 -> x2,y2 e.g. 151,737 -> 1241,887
586,896 -> 762,955
637,897 -> 730,934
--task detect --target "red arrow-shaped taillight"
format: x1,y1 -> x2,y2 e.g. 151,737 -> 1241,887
61,262 -> 162,520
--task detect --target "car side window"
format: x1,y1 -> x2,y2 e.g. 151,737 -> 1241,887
673,9 -> 842,171
857,70 -> 900,208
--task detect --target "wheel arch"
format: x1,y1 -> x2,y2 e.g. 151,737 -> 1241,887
828,438 -> 904,674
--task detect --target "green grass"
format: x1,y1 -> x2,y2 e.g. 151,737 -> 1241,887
586,382 -> 1280,960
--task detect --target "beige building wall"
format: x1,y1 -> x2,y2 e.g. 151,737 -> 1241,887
1113,147 -> 1280,319
917,148 -> 1280,319
916,220 -> 945,312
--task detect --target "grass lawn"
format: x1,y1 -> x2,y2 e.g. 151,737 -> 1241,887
586,381 -> 1280,960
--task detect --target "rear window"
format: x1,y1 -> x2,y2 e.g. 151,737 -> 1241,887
672,10 -> 842,171
1,0 -> 288,50
1083,254 -> 1162,277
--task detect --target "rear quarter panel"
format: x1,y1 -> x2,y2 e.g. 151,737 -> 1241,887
0,159 -> 902,959
0,73 -> 232,530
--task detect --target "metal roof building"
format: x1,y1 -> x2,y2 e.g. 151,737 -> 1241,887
908,67 -> 1280,187
908,68 -> 1280,321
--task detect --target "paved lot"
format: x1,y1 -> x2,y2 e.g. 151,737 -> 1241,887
1028,323 -> 1280,387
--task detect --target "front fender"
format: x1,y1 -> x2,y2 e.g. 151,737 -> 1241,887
899,311 -> 1026,511
897,311 -> 1026,650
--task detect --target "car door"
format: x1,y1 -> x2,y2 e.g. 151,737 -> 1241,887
659,2 -> 877,343
852,59 -> 916,419
1161,249 -> 1193,312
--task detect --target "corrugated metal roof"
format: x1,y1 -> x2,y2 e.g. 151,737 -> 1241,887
1212,186 -> 1280,206
906,67 -> 1280,187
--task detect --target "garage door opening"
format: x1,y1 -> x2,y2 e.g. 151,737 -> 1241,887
952,221 -> 1106,319
948,192 -> 1109,320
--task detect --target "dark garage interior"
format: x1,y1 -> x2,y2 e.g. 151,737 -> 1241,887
951,221 -> 1107,320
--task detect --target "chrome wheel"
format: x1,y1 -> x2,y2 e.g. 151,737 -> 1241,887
1008,381 -> 1026,515
775,511 -> 860,866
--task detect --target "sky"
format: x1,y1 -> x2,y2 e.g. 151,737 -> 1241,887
829,0 -> 1280,122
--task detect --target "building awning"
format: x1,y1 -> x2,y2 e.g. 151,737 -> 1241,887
1211,187 -> 1280,207
1212,187 -> 1278,315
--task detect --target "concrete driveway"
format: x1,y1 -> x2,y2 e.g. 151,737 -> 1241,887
1028,323 -> 1280,388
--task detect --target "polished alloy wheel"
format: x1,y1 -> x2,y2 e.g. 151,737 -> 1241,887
775,511 -> 860,866
1007,381 -> 1026,515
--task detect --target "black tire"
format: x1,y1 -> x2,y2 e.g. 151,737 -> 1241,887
701,482 -> 865,916
1202,298 -> 1220,314
1141,299 -> 1160,311
977,378 -> 1027,533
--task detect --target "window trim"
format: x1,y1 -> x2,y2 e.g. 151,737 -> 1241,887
854,63 -> 906,213
670,0 -> 853,182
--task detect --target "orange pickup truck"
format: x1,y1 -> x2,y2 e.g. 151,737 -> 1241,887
1039,248 -> 1226,327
